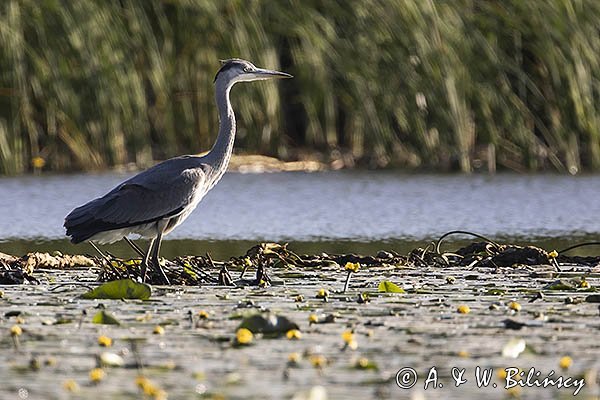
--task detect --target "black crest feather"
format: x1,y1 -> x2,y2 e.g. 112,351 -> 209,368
213,58 -> 250,83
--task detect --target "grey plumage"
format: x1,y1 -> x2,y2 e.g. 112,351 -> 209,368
64,59 -> 292,283
65,156 -> 209,242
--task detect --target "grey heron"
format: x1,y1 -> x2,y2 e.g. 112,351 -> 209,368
64,59 -> 292,283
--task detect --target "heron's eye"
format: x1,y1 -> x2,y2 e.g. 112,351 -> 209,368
243,66 -> 251,72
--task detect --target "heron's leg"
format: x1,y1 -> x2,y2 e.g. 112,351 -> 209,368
89,241 -> 112,265
151,232 -> 170,285
124,237 -> 145,258
89,241 -> 106,258
140,238 -> 155,283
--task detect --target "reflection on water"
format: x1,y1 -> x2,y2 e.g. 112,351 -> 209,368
2,236 -> 600,260
0,171 -> 599,243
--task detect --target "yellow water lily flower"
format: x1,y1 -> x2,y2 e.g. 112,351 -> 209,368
342,330 -> 358,350
153,325 -> 165,335
10,325 -> 22,336
497,368 -> 508,380
45,357 -> 57,366
136,376 -> 158,395
356,357 -> 370,369
559,356 -> 572,369
508,301 -> 521,311
309,354 -> 327,368
198,310 -> 210,319
31,156 -> 46,169
344,262 -> 360,273
288,352 -> 301,363
63,379 -> 80,393
236,328 -> 253,345
135,312 -> 153,322
286,329 -> 302,340
89,368 -> 105,382
135,375 -> 150,388
341,330 -> 354,343
98,335 -> 112,347
308,314 -> 318,324
316,289 -> 329,299
457,305 -> 471,314
548,250 -> 558,259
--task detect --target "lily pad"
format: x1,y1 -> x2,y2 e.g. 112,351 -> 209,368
237,313 -> 299,336
354,358 -> 379,370
378,281 -> 405,293
81,279 -> 151,300
485,288 -> 507,296
543,280 -> 576,291
92,310 -> 121,325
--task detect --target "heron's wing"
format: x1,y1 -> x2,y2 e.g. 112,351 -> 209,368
97,174 -> 203,224
65,159 -> 210,241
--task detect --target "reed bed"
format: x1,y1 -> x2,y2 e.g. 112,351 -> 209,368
0,0 -> 599,174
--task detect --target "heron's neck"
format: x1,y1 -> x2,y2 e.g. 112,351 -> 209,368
207,79 -> 236,182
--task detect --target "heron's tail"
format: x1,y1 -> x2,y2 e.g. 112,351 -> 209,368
64,199 -> 110,243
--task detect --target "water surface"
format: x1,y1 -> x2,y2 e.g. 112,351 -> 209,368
1,171 -> 599,256
1,171 -> 598,239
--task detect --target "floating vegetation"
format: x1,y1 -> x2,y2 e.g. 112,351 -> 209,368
92,310 -> 120,326
237,313 -> 299,337
377,280 -> 405,294
1,232 -> 599,398
81,279 -> 151,300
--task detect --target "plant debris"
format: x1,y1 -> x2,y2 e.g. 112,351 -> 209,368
4,235 -> 599,286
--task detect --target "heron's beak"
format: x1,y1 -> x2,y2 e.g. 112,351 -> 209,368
252,68 -> 293,80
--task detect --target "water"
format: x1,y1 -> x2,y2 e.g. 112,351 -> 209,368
1,171 -> 600,257
1,171 -> 599,240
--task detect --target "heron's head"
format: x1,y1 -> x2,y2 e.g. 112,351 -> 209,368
213,58 -> 292,84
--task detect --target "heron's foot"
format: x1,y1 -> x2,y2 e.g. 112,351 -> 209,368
152,257 -> 171,285
255,264 -> 271,286
218,265 -> 235,286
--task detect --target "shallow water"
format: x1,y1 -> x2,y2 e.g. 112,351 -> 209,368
1,171 -> 599,243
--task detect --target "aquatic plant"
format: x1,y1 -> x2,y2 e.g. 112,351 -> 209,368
0,1 -> 599,173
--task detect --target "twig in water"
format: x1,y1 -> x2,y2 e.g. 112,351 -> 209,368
49,282 -> 95,292
558,241 -> 600,254
435,230 -> 501,255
